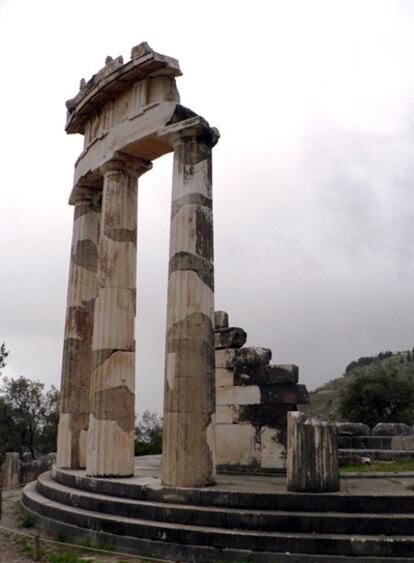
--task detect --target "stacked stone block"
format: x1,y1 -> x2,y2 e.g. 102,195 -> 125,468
215,311 -> 309,471
87,155 -> 151,477
56,193 -> 101,470
162,129 -> 218,487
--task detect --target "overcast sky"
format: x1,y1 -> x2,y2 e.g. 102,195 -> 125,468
1,0 -> 414,414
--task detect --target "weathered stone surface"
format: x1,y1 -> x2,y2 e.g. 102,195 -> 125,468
238,404 -> 296,427
216,385 -> 261,406
214,310 -> 229,330
57,196 -> 100,470
162,134 -> 217,488
216,405 -> 234,424
215,348 -> 237,369
234,364 -> 299,386
216,424 -> 259,466
391,435 -> 414,450
261,427 -> 286,469
266,364 -> 298,384
214,327 -> 247,350
169,252 -> 213,291
87,157 -> 149,477
216,367 -> 234,388
337,435 -> 392,449
372,423 -> 412,436
260,384 -> 309,405
233,347 -> 272,368
287,412 -> 339,493
335,422 -> 371,436
1,453 -> 20,489
1,452 -> 56,489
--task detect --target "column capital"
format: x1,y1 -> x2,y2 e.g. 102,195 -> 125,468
73,185 -> 102,207
172,126 -> 220,149
99,152 -> 152,178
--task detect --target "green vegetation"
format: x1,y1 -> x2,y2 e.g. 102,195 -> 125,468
345,351 -> 393,374
0,343 -> 163,464
135,410 -> 162,456
339,372 -> 414,426
341,459 -> 414,473
0,372 -> 59,462
49,552 -> 82,563
304,350 -> 414,423
18,513 -> 35,528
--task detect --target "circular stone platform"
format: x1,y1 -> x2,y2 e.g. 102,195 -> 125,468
22,455 -> 414,562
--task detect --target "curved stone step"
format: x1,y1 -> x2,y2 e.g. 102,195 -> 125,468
37,471 -> 414,536
53,467 -> 414,514
21,495 -> 414,563
22,481 -> 414,558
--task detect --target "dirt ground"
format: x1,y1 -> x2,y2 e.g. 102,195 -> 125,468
0,487 -> 166,563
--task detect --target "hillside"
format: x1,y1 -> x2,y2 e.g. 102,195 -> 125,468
302,350 -> 414,421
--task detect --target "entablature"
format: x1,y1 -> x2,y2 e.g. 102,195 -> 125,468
66,42 -> 181,135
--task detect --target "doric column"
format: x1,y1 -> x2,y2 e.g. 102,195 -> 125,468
86,153 -> 151,477
57,190 -> 101,469
162,127 -> 219,487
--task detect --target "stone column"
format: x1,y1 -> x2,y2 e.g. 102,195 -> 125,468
162,128 -> 219,487
86,154 -> 151,477
56,191 -> 101,469
287,411 -> 340,492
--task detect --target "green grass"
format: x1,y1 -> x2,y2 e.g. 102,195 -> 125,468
341,459 -> 414,473
20,541 -> 34,556
49,553 -> 82,563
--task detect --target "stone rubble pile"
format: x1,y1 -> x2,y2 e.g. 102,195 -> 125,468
336,422 -> 414,465
214,310 -> 309,471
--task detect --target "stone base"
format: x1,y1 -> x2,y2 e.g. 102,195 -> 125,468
20,455 -> 414,562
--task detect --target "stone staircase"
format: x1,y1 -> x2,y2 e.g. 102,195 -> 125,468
21,460 -> 414,562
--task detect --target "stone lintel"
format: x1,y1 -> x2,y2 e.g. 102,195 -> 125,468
69,112 -> 214,205
66,45 -> 182,134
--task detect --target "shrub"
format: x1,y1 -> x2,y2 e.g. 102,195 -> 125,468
340,372 -> 414,427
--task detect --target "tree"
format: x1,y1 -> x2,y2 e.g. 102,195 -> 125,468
0,343 -> 8,372
0,396 -> 20,463
0,376 -> 59,458
37,385 -> 60,455
339,372 -> 414,427
135,411 -> 163,456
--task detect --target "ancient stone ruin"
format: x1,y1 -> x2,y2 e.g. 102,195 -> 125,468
55,42 -> 308,484
55,42 -> 218,487
214,311 -> 309,471
20,42 -> 414,562
287,411 -> 339,492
